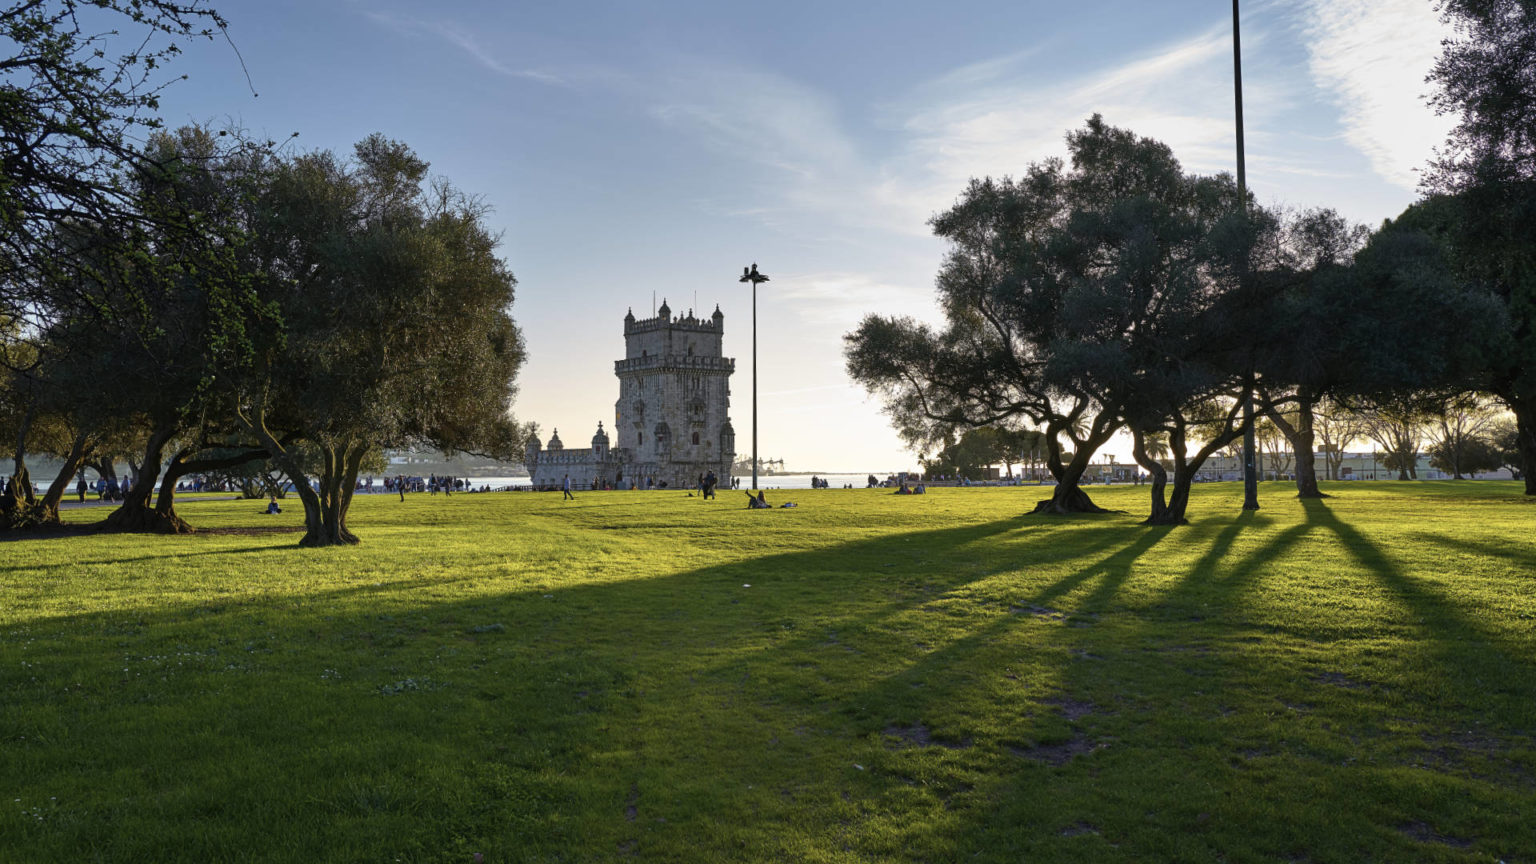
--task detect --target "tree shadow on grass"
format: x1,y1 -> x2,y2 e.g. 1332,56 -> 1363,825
6,503 -> 1533,863
780,522 -> 1171,728
1021,523 -> 1174,614
1408,531 -> 1536,571
1301,498 -> 1536,728
1155,510 -> 1313,615
1326,480 -> 1528,499
864,509 -> 1355,862
946,503 -> 1536,862
4,512 -> 1093,861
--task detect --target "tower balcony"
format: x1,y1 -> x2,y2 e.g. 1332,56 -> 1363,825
615,355 -> 736,375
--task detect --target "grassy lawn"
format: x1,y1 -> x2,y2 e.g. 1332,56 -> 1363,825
2,481 -> 1533,862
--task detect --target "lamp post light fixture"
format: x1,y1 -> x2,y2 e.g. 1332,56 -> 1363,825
739,263 -> 769,491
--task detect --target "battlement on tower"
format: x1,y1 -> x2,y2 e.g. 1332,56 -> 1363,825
620,307 -> 721,335
614,355 -> 734,374
624,314 -> 721,336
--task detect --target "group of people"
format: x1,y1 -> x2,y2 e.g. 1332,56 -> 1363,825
894,481 -> 927,495
868,473 -> 923,488
76,476 -> 127,503
175,477 -> 233,493
385,475 -> 473,497
808,475 -> 855,489
546,472 -> 748,495
544,476 -> 670,494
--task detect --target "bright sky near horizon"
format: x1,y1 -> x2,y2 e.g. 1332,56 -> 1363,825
150,0 -> 1453,472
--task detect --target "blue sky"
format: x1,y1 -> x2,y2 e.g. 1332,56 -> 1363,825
148,0 -> 1452,471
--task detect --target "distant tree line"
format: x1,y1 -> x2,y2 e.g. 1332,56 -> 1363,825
935,398 -> 1522,487
0,2 -> 527,545
846,0 -> 1535,524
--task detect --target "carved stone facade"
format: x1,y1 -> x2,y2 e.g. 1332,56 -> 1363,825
524,300 -> 736,489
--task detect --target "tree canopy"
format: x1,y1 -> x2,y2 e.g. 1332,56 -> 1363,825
2,124 -> 528,544
231,135 -> 527,545
1426,0 -> 1536,492
848,116 -> 1266,522
2,1 -> 227,335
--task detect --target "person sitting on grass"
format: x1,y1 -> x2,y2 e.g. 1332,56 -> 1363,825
746,490 -> 771,509
265,495 -> 282,515
913,483 -> 926,494
894,482 -> 912,495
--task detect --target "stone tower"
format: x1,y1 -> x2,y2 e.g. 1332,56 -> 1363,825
614,300 -> 736,487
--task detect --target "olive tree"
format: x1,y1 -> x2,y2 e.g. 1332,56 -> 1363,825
233,135 -> 527,546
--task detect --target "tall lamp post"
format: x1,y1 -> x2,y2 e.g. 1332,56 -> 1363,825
1234,0 -> 1260,511
739,263 -> 769,490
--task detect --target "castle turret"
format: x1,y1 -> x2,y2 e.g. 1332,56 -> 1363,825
657,298 -> 671,320
547,428 -> 563,451
712,304 -> 724,329
592,421 -> 610,459
720,420 -> 736,458
525,432 -> 543,467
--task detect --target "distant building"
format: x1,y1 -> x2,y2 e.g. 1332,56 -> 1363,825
524,300 -> 737,489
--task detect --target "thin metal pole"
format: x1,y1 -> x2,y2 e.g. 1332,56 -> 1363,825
751,280 -> 758,491
1235,0 -> 1259,511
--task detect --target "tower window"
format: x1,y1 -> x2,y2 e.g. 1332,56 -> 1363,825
638,432 -> 644,445
691,432 -> 700,445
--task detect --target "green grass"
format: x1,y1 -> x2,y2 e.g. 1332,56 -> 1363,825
2,481 -> 1534,863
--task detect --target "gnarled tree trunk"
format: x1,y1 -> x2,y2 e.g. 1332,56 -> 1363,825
1132,430 -> 1173,523
152,446 -> 270,532
1030,479 -> 1109,514
1137,397 -> 1251,526
1517,405 -> 1536,496
300,441 -> 364,547
35,433 -> 93,524
1030,426 -> 1111,515
1139,442 -> 1198,526
239,400 -> 364,547
104,425 -> 184,533
1,410 -> 38,530
1262,394 -> 1327,499
0,467 -> 36,529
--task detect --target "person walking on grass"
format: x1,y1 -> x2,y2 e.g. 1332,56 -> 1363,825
563,474 -> 575,501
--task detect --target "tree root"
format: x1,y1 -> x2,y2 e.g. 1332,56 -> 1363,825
1029,497 -> 1112,515
298,528 -> 360,547
102,506 -> 195,535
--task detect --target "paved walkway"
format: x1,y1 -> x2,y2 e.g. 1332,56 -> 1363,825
54,495 -> 242,510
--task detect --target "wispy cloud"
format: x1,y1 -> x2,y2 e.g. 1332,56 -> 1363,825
647,21 -> 1316,246
365,10 -> 566,85
649,66 -> 913,236
773,271 -> 936,329
642,15 -> 1449,342
892,23 -> 1277,205
1297,0 -> 1453,189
